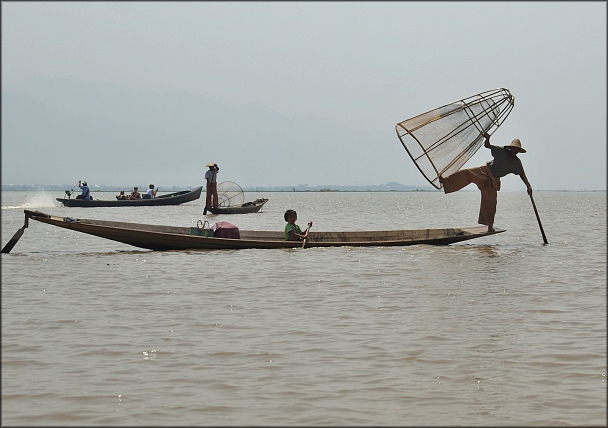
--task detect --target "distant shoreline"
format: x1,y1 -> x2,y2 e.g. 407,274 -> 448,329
1,185 -> 440,193
1,183 -> 438,192
1,185 -> 604,192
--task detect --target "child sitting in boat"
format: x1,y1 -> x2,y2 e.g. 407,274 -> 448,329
284,209 -> 312,241
116,190 -> 127,200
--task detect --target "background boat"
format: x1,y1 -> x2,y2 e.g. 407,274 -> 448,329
205,181 -> 268,214
206,198 -> 268,214
56,186 -> 202,207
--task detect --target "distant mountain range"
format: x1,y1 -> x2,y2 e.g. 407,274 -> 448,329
2,76 -> 422,189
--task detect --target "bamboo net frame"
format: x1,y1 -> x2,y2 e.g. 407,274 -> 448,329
395,88 -> 515,189
217,181 -> 245,207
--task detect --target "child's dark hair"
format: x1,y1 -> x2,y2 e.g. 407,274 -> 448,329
284,209 -> 297,222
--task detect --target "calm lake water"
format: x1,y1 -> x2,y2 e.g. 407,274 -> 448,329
1,190 -> 606,426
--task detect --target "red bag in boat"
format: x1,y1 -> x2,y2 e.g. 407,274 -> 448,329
212,221 -> 240,239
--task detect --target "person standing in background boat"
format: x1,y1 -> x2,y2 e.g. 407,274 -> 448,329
143,184 -> 158,199
284,209 -> 312,241
438,132 -> 532,232
204,162 -> 219,214
76,180 -> 92,200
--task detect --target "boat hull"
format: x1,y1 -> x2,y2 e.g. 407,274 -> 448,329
22,210 -> 505,251
56,187 -> 202,207
206,199 -> 268,214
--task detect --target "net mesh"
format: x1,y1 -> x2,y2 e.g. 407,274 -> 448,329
395,88 -> 514,189
216,181 -> 245,207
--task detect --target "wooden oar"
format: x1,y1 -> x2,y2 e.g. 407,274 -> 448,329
529,193 -> 548,244
302,222 -> 313,248
1,214 -> 29,253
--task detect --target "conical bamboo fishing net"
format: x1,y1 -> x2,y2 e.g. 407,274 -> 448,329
395,88 -> 514,189
216,181 -> 245,207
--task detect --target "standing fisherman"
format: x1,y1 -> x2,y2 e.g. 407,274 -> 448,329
204,162 -> 219,215
439,133 -> 532,232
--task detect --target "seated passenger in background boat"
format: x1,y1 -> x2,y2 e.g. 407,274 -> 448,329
128,187 -> 141,200
116,190 -> 127,200
142,184 -> 158,199
76,180 -> 92,200
284,209 -> 312,241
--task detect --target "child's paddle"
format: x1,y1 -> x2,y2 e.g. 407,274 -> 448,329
302,222 -> 313,248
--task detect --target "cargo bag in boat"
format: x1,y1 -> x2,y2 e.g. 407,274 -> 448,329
213,221 -> 240,239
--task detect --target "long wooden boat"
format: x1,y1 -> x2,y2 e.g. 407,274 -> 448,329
206,198 -> 268,214
56,187 -> 202,207
16,210 -> 505,251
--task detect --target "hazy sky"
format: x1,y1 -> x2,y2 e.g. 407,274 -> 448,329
2,1 -> 606,190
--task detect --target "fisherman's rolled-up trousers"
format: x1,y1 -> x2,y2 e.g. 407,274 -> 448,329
206,183 -> 218,208
442,165 -> 501,227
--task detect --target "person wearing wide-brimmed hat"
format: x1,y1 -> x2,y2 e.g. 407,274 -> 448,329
204,162 -> 219,214
438,133 -> 532,232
